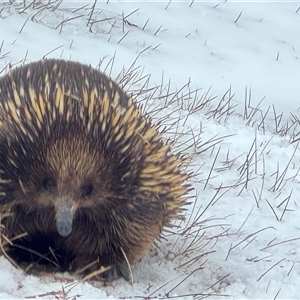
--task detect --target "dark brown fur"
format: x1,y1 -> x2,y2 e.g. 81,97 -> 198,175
0,59 -> 189,280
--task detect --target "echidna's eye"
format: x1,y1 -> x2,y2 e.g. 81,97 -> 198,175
80,184 -> 93,198
43,178 -> 57,193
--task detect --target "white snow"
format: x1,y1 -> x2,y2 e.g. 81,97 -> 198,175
1,1 -> 300,299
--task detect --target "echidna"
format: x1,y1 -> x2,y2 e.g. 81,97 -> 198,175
0,59 -> 190,281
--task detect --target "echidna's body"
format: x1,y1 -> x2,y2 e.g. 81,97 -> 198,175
0,59 -> 189,280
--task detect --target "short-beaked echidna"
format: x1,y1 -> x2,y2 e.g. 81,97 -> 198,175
0,59 -> 190,281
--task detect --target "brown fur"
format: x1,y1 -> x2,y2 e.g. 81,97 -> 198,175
0,59 -> 189,280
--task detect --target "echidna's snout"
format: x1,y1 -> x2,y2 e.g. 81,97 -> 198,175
54,197 -> 75,237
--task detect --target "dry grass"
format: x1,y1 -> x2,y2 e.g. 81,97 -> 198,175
0,1 -> 299,299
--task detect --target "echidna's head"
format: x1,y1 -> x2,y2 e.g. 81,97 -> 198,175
0,59 -> 188,241
0,112 -> 140,238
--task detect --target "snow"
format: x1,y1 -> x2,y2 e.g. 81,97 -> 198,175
0,1 -> 300,299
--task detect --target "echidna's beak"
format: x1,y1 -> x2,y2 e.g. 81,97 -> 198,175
54,197 -> 75,237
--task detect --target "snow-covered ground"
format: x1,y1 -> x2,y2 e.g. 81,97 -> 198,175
1,1 -> 300,299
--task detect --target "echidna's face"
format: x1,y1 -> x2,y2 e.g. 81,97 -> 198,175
37,137 -> 106,237
2,131 -> 129,238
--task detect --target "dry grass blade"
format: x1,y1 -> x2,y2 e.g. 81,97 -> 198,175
261,236 -> 300,251
273,288 -> 281,300
42,44 -> 64,59
226,227 -> 275,261
73,258 -> 99,276
117,29 -> 130,44
269,142 -> 299,192
86,0 -> 97,27
165,267 -> 202,296
203,146 -> 221,190
206,273 -> 230,292
265,199 -> 279,221
243,87 -> 266,128
154,24 -> 163,36
237,206 -> 254,232
195,134 -> 235,156
82,265 -> 112,282
278,189 -> 293,221
287,262 -> 297,276
55,15 -> 85,34
257,258 -> 285,281
234,11 -> 242,23
19,16 -> 30,33
120,246 -> 133,285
